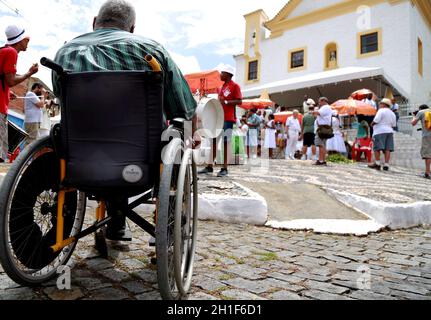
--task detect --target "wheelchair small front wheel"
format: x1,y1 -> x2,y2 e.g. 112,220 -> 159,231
0,137 -> 86,286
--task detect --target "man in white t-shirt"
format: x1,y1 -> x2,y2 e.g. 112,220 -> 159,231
368,98 -> 397,171
285,110 -> 301,160
24,82 -> 48,146
313,97 -> 333,165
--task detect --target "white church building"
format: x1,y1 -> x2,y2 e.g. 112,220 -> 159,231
234,0 -> 431,112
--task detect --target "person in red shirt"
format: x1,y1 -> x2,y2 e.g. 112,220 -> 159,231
199,65 -> 242,177
0,25 -> 39,162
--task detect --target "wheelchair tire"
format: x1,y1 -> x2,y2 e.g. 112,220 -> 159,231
156,137 -> 184,300
174,148 -> 198,296
0,137 -> 86,286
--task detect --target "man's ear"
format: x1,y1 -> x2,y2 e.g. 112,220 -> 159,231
93,17 -> 97,30
130,25 -> 135,33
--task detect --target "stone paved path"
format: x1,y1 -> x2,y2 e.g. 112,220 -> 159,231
1,216 -> 430,300
1,160 -> 431,300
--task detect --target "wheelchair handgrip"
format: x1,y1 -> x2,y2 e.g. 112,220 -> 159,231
40,57 -> 65,76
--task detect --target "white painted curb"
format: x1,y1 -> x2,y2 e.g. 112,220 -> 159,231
327,189 -> 431,229
198,182 -> 268,226
266,219 -> 385,236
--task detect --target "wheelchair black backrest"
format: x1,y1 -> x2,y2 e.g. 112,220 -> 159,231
58,71 -> 164,195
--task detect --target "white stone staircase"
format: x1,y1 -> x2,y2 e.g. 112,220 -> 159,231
391,131 -> 424,170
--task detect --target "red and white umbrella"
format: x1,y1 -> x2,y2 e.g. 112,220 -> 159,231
350,89 -> 376,101
240,98 -> 275,110
240,90 -> 275,110
332,98 -> 377,116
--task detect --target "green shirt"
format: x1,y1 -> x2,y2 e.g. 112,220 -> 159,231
53,28 -> 196,120
357,121 -> 369,138
302,113 -> 315,134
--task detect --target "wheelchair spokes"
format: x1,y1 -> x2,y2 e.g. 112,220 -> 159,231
167,163 -> 180,295
0,132 -> 199,299
0,137 -> 85,285
156,138 -> 198,300
174,148 -> 198,296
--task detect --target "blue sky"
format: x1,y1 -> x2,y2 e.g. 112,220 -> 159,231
0,0 -> 287,88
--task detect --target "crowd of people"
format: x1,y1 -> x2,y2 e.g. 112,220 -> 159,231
199,73 -> 431,180
233,97 -> 345,166
1,0 -> 429,182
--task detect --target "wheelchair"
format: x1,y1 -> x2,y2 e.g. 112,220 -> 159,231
0,55 -> 198,300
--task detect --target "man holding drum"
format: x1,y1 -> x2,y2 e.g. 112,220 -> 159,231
199,65 -> 243,177
0,25 -> 39,162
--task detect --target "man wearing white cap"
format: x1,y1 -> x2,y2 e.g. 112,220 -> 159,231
0,25 -> 39,162
199,65 -> 242,177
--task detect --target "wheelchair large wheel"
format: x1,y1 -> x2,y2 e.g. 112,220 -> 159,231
174,148 -> 198,296
0,137 -> 86,286
156,138 -> 198,300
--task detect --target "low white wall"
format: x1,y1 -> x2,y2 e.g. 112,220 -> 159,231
198,183 -> 268,226
328,189 -> 431,229
266,219 -> 385,236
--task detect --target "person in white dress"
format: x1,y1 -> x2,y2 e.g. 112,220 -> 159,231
264,114 -> 276,158
285,110 -> 301,160
38,100 -> 52,138
326,113 -> 347,154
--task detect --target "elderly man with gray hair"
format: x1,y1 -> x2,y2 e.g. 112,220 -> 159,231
52,0 -> 196,242
53,0 -> 196,121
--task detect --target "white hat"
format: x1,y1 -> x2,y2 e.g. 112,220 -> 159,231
5,25 -> 29,45
220,64 -> 235,76
306,98 -> 316,106
380,98 -> 393,107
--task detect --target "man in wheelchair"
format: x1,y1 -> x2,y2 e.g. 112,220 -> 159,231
52,0 -> 197,242
0,0 -> 198,300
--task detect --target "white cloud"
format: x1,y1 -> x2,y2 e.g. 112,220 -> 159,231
168,51 -> 201,74
0,0 -> 288,87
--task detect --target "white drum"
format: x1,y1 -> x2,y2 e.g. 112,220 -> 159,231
195,97 -> 224,139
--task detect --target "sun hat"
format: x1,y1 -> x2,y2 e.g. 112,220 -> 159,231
380,98 -> 393,107
306,98 -> 316,106
219,64 -> 235,76
5,25 -> 29,45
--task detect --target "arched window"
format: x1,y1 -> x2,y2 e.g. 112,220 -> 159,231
325,43 -> 338,70
250,29 -> 257,48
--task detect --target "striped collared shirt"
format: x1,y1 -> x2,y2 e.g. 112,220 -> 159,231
53,28 -> 196,120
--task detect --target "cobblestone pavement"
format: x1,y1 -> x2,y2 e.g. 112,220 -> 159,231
1,161 -> 431,300
1,215 -> 430,300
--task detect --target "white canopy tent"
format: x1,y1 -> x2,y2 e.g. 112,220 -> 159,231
242,67 -> 409,109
